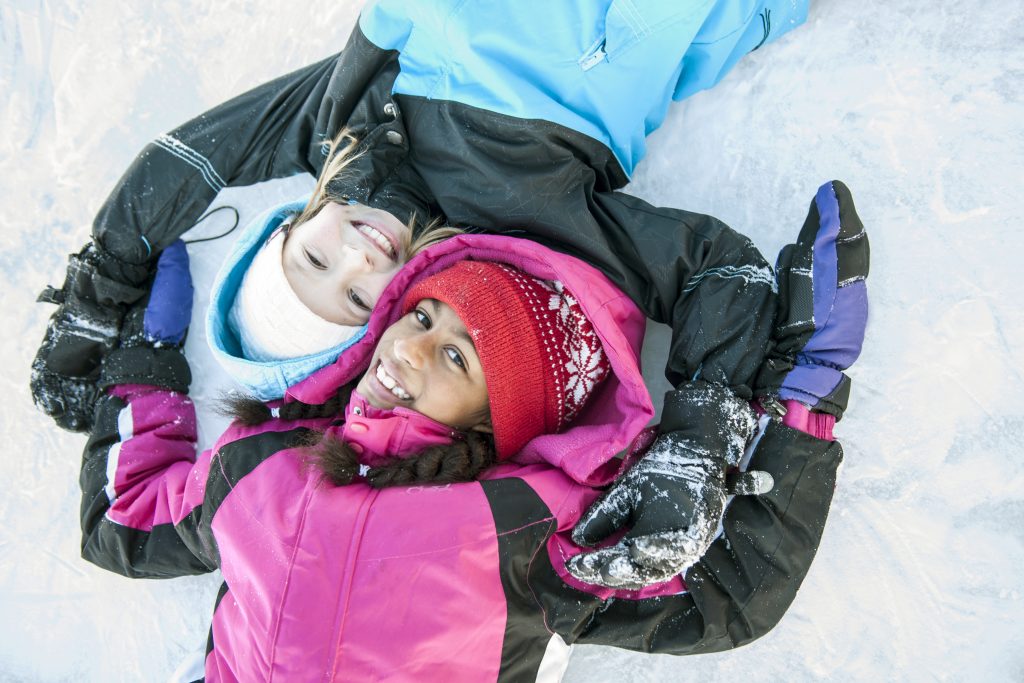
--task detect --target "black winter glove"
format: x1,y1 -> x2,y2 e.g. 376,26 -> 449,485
99,240 -> 193,393
567,382 -> 769,589
755,180 -> 869,419
30,242 -> 149,431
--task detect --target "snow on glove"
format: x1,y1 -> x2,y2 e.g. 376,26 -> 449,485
756,180 -> 869,419
100,240 -> 193,393
567,382 -> 766,590
30,242 -> 149,432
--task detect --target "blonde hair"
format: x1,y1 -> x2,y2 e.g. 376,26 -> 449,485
288,128 -> 461,260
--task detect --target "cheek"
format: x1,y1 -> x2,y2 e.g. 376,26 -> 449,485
281,239 -> 304,274
452,379 -> 488,418
280,246 -> 304,290
473,385 -> 490,417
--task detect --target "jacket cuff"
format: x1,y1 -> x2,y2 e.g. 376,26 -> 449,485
780,400 -> 836,441
99,346 -> 191,394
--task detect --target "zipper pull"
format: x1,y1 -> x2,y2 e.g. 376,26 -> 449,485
760,396 -> 788,422
578,39 -> 607,71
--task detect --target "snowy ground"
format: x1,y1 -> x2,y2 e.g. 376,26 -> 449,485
2,1 -> 1022,681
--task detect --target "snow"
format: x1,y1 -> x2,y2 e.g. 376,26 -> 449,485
2,0 -> 1022,681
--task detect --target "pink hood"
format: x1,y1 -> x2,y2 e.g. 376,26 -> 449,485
286,234 -> 654,486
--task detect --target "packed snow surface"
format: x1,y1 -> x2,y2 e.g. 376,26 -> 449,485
2,1 -> 1022,681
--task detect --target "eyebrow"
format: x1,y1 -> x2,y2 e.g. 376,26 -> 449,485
427,299 -> 476,350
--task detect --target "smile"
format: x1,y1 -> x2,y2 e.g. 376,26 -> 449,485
355,222 -> 398,261
375,361 -> 411,400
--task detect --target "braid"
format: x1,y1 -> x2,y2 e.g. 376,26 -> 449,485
365,432 -> 497,488
302,432 -> 361,486
216,393 -> 272,425
217,384 -> 355,426
306,431 -> 497,488
219,385 -> 497,488
278,384 -> 354,421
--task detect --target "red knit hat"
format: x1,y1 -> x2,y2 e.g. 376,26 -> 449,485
403,261 -> 610,459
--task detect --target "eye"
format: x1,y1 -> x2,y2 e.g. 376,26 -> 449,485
349,290 -> 371,312
445,347 -> 466,370
304,249 -> 326,270
414,308 -> 431,329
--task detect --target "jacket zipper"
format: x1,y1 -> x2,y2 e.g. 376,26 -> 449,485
578,36 -> 607,71
327,487 -> 380,679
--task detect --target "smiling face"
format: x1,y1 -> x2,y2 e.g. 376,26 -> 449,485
355,299 -> 492,433
281,202 -> 412,325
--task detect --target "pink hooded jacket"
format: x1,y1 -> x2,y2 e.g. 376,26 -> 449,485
79,235 -> 843,682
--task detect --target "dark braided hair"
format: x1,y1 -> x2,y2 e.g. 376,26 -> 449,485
218,386 -> 497,488
217,384 -> 356,425
307,430 -> 496,488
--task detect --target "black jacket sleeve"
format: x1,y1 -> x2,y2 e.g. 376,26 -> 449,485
588,190 -> 776,397
92,53 -> 340,265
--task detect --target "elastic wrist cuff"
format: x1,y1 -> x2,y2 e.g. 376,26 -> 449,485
780,400 -> 835,441
99,346 -> 191,394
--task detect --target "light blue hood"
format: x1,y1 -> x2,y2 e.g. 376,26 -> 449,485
205,197 -> 368,400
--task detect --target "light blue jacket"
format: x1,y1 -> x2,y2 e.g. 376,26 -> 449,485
205,198 -> 368,400
362,0 -> 809,176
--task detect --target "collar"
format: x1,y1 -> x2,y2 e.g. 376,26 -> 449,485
340,391 -> 459,466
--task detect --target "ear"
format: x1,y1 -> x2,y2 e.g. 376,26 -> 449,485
469,416 -> 493,435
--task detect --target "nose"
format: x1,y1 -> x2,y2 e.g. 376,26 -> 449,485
342,244 -> 375,273
393,332 -> 430,370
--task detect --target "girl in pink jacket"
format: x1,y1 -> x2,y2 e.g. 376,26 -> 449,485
80,222 -> 858,680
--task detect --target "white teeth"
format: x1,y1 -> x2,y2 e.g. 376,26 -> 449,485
357,223 -> 396,259
376,363 -> 411,400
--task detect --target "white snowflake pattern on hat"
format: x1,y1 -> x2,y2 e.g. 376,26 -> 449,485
548,281 -> 608,426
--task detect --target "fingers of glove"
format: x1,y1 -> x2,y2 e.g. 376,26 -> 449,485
37,302 -> 122,378
831,180 -> 868,256
806,181 -> 869,370
566,544 -> 681,590
775,181 -> 855,346
773,242 -> 815,356
144,240 -> 193,345
617,474 -> 699,543
29,366 -> 97,432
67,245 -> 146,307
726,469 -> 775,496
620,476 -> 725,576
571,483 -> 636,547
627,529 -> 702,573
769,182 -> 870,374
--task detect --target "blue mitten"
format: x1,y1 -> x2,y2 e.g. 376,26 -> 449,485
757,180 -> 869,419
142,239 -> 193,345
100,240 -> 194,393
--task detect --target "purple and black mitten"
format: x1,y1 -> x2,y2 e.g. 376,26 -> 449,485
757,180 -> 869,419
100,240 -> 194,393
30,243 -> 150,431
